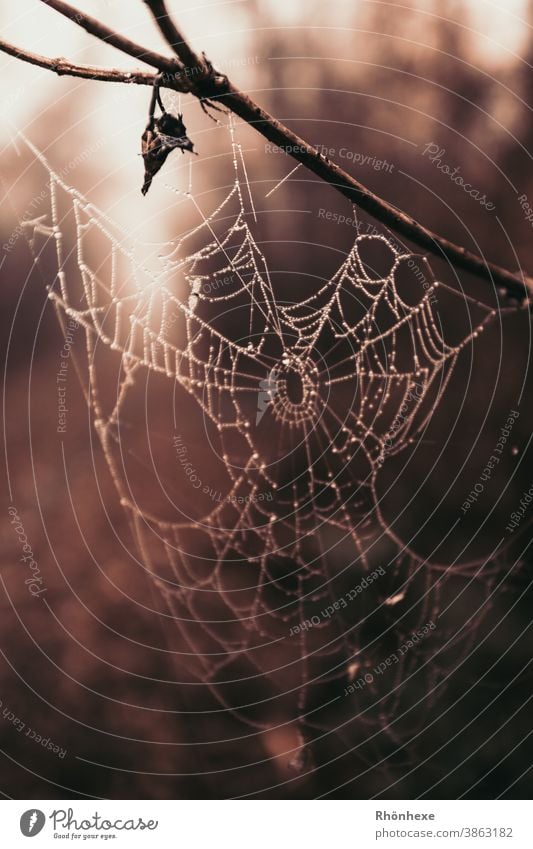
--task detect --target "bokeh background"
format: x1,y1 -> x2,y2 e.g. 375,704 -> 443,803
1,0 -> 532,798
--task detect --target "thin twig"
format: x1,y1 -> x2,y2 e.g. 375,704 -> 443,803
1,0 -> 530,301
0,38 -> 160,87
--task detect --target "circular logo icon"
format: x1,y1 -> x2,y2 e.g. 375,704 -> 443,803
20,810 -> 46,837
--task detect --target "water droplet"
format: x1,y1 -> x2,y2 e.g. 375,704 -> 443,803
347,661 -> 360,680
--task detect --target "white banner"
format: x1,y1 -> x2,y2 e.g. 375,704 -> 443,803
0,800 -> 530,848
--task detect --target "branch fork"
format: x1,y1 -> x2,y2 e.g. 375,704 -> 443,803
0,0 -> 530,303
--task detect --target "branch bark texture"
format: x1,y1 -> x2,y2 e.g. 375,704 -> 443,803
0,0 -> 529,302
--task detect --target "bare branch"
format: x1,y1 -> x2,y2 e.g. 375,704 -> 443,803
143,0 -> 206,77
0,38 -> 160,87
4,0 -> 531,301
144,0 -> 533,302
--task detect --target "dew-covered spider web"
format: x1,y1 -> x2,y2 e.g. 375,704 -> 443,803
20,121 -> 514,775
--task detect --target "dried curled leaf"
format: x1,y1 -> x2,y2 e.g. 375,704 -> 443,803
141,112 -> 195,196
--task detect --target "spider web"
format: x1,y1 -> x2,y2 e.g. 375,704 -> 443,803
20,122 -> 508,774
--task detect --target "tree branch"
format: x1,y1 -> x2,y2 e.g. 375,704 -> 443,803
142,0 -> 206,78
2,0 -> 530,301
144,1 -> 533,302
39,0 -> 182,75
0,38 -> 160,87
